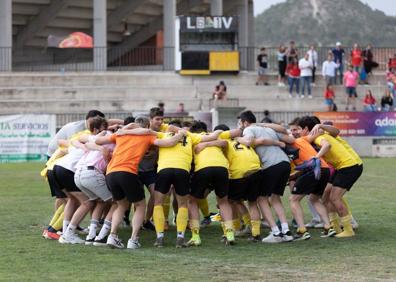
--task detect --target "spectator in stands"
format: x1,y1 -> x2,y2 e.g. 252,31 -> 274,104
324,84 -> 336,112
307,44 -> 318,85
343,65 -> 359,111
256,47 -> 269,86
388,53 -> 396,72
213,81 -> 227,100
286,57 -> 300,98
332,42 -> 345,85
299,53 -> 313,98
381,89 -> 394,112
177,103 -> 186,114
261,110 -> 273,123
158,102 -> 165,113
286,40 -> 298,63
322,53 -> 339,85
363,90 -> 377,112
362,44 -> 379,85
277,45 -> 287,86
351,43 -> 362,73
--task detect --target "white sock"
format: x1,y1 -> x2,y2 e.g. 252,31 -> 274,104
97,220 -> 111,239
65,224 -> 76,237
271,225 -> 281,235
177,232 -> 184,239
307,200 -> 321,222
281,222 -> 290,233
88,220 -> 98,239
157,232 -> 164,239
62,220 -> 70,234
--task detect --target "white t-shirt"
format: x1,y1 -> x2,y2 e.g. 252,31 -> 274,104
322,61 -> 339,77
47,120 -> 86,156
298,58 -> 313,77
307,50 -> 318,67
55,144 -> 86,173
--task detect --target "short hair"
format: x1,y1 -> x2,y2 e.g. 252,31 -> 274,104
264,110 -> 270,116
310,115 -> 321,124
181,121 -> 192,129
214,124 -> 230,131
86,110 -> 105,120
297,116 -> 319,131
149,107 -> 164,119
135,116 -> 150,128
89,116 -> 108,132
123,116 -> 135,125
238,110 -> 256,124
260,47 -> 266,51
168,119 -> 182,128
289,117 -> 301,126
190,121 -> 208,133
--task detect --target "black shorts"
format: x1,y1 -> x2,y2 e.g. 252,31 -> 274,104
229,170 -> 263,202
53,165 -> 80,192
229,178 -> 247,201
332,164 -> 363,191
47,169 -> 67,198
156,168 -> 190,196
260,161 -> 291,197
106,171 -> 145,203
138,170 -> 157,189
292,168 -> 330,196
191,167 -> 229,199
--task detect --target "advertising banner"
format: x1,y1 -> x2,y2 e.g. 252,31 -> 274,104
180,16 -> 238,32
314,112 -> 396,136
0,115 -> 56,162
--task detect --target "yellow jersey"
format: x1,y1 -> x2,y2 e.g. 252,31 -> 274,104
157,131 -> 202,172
335,136 -> 363,165
314,134 -> 358,170
219,131 -> 261,179
193,132 -> 229,172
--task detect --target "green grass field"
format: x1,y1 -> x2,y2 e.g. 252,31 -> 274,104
0,159 -> 395,281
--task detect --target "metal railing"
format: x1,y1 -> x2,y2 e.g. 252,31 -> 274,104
1,46 -> 395,72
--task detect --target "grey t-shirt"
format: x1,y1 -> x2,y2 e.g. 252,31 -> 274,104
243,126 -> 289,170
138,146 -> 159,173
47,120 -> 86,157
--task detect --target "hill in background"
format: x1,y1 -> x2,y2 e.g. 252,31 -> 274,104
255,0 -> 396,47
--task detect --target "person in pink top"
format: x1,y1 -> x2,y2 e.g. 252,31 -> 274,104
343,65 -> 359,111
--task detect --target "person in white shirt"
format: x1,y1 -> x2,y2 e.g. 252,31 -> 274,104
307,45 -> 318,84
322,53 -> 339,85
299,53 -> 313,98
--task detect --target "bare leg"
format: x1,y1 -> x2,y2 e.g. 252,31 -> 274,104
131,199 -> 146,240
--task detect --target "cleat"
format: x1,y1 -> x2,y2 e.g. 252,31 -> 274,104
294,231 -> 311,241
282,231 -> 294,242
47,231 -> 60,240
154,236 -> 164,248
305,219 -> 322,228
59,233 -> 85,244
321,228 -> 337,238
210,213 -> 222,222
176,237 -> 187,248
42,229 -> 49,239
127,239 -> 141,250
351,218 -> 359,230
262,232 -> 283,243
142,220 -> 156,231
335,230 -> 355,238
106,234 -> 124,249
200,216 -> 212,228
93,236 -> 108,247
225,230 -> 235,246
187,236 -> 202,246
248,235 -> 262,242
85,237 -> 95,245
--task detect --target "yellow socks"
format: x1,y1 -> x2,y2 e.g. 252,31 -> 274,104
329,212 -> 342,234
241,213 -> 251,227
51,211 -> 64,231
48,204 -> 65,227
297,226 -> 307,234
153,205 -> 165,234
336,214 -> 355,238
198,198 -> 210,218
233,218 -> 242,231
176,207 -> 188,236
251,220 -> 261,237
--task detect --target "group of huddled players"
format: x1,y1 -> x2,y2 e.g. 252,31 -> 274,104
41,107 -> 362,249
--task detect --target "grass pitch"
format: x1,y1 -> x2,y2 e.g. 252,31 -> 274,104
0,159 -> 395,281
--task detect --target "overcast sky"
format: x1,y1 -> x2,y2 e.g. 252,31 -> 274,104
253,0 -> 396,16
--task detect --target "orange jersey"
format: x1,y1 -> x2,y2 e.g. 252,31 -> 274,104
292,136 -> 329,168
106,134 -> 156,175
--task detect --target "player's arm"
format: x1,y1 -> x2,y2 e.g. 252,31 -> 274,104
95,135 -> 113,145
122,123 -> 139,130
315,139 -> 331,159
310,124 -> 340,137
235,136 -> 254,147
108,119 -> 124,126
194,140 -> 228,154
200,130 -> 223,142
153,131 -> 186,148
116,128 -> 158,136
253,138 -> 285,147
228,128 -> 242,138
259,123 -> 288,134
278,133 -> 295,144
305,129 -> 324,143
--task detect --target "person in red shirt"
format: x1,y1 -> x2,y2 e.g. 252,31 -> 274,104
388,53 -> 396,72
350,43 -> 362,72
95,117 -> 186,249
286,57 -> 301,98
363,89 -> 377,112
324,84 -> 336,112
